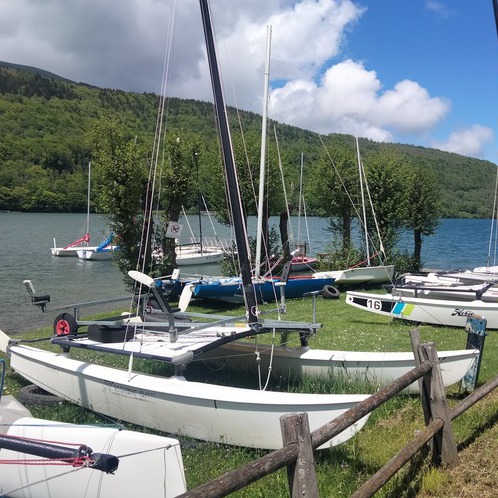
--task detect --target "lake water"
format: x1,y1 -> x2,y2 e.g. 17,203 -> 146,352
0,212 -> 494,333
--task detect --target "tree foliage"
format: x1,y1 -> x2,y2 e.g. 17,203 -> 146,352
0,64 -> 494,219
402,161 -> 441,267
90,116 -> 149,278
0,63 -> 495,274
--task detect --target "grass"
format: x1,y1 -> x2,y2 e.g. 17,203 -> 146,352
2,290 -> 498,497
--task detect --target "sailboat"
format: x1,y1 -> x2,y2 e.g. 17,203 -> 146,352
288,154 -> 318,272
345,167 -> 498,326
76,232 -> 117,261
313,136 -> 395,285
175,203 -> 226,266
51,162 -> 116,260
2,1 -> 479,454
187,26 -> 334,303
345,287 -> 498,329
2,3 -> 373,451
50,162 -> 98,257
0,388 -> 186,497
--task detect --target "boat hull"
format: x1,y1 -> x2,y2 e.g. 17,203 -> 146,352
0,415 -> 186,498
77,247 -> 116,260
289,256 -> 317,272
391,272 -> 498,302
9,345 -> 370,450
176,249 -> 224,266
192,276 -> 336,303
200,342 -> 479,394
51,246 -> 97,257
314,265 -> 395,285
346,290 -> 498,328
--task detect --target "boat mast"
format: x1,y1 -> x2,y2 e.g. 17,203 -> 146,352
199,0 -> 258,325
486,167 -> 498,269
194,150 -> 203,254
297,153 -> 304,249
355,136 -> 370,265
255,25 -> 272,279
86,161 -> 91,246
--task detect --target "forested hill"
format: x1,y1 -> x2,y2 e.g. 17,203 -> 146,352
0,62 -> 495,218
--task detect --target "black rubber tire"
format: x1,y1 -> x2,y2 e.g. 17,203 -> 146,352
321,285 -> 340,299
19,384 -> 62,407
53,312 -> 78,336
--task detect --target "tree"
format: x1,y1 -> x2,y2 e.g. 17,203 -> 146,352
403,162 -> 441,269
309,136 -> 360,252
361,148 -> 406,260
89,115 -> 149,279
157,131 -> 202,272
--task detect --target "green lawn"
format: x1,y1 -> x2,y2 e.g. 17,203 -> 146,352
2,291 -> 497,497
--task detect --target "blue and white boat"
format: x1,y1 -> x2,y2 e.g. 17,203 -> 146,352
77,233 -> 117,260
190,273 -> 337,304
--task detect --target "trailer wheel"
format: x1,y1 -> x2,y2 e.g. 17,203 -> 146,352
19,384 -> 62,407
53,312 -> 78,336
321,285 -> 340,299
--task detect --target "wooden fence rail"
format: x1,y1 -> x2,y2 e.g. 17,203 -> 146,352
177,330 -> 496,498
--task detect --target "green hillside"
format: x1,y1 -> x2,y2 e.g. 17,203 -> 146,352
0,62 -> 495,218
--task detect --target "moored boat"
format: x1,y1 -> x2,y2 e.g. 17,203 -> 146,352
314,264 -> 395,285
199,341 -> 479,395
5,341 -> 370,450
346,289 -> 498,328
51,234 -> 97,257
190,272 -> 337,304
0,395 -> 186,498
77,233 -> 117,261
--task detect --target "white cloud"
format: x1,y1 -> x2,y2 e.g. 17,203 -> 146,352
177,0 -> 365,108
0,0 -> 491,160
432,125 -> 494,157
424,1 -> 454,18
270,60 -> 450,143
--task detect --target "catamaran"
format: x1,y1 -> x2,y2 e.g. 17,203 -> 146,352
2,1 -> 479,454
51,162 -> 98,257
76,233 -> 117,261
0,392 -> 186,498
2,1 -> 374,452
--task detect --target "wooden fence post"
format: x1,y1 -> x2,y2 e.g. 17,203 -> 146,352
419,342 -> 459,468
410,328 -> 431,425
280,413 -> 319,498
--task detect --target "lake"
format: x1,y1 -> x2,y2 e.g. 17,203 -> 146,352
0,212 -> 494,333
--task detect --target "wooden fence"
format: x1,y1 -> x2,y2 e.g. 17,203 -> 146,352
177,328 -> 497,497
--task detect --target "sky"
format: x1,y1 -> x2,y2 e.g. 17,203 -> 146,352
1,0 -> 497,163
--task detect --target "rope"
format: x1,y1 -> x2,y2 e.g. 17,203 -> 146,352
0,456 -> 94,467
350,251 -> 380,269
1,434 -> 86,447
257,327 -> 277,391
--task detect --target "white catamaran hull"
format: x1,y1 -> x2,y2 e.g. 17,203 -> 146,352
76,247 -> 116,261
0,414 -> 186,498
391,272 -> 498,302
51,246 -> 98,257
176,248 -> 224,266
200,342 -> 479,394
9,345 -> 370,450
314,265 -> 395,285
346,290 -> 498,328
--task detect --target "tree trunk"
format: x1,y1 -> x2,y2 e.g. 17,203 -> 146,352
414,229 -> 422,270
280,205 -> 292,261
342,212 -> 352,251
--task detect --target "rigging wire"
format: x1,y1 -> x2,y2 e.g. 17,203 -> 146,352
486,168 -> 498,268
274,126 -> 295,250
317,133 -> 392,282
